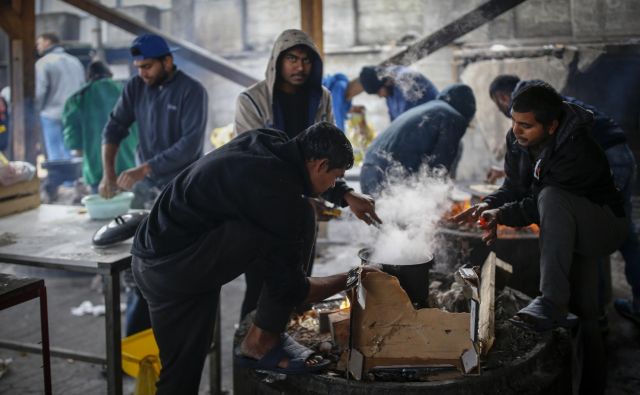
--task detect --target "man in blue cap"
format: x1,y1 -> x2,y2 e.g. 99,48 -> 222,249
100,33 -> 208,336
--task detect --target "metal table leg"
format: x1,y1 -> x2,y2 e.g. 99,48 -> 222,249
103,272 -> 123,395
38,285 -> 52,395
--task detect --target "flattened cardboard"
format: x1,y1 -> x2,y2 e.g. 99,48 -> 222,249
350,272 -> 476,375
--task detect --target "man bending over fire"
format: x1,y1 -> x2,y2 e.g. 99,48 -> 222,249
453,81 -> 627,394
131,122 -> 380,395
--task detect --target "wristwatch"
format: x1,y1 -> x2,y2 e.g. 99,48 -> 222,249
346,266 -> 363,290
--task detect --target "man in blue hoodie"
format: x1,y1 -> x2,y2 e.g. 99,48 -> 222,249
359,65 -> 439,122
360,84 -> 476,195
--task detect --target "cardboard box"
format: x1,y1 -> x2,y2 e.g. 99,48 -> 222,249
348,272 -> 480,379
0,178 -> 41,218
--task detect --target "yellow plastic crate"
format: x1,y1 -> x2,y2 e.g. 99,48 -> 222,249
121,328 -> 161,378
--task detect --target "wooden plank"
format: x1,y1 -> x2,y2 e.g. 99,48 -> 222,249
300,0 -> 324,57
0,193 -> 40,218
478,252 -> 496,355
0,177 -> 40,200
61,0 -> 258,87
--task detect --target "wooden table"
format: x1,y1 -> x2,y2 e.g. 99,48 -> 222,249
0,204 -> 131,395
0,273 -> 52,395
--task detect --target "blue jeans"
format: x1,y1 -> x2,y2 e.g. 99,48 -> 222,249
605,143 -> 640,301
40,116 -> 75,194
40,115 -> 71,161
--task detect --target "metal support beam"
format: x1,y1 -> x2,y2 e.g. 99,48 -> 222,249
300,0 -> 324,57
61,0 -> 258,87
383,0 -> 528,66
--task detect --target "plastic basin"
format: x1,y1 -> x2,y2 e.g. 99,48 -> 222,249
81,192 -> 134,220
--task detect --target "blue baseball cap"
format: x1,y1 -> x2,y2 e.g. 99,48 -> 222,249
130,34 -> 178,60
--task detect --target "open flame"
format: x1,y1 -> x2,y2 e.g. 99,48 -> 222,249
340,297 -> 351,310
447,197 -> 540,235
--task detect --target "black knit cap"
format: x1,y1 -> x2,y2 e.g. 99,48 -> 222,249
87,60 -> 113,81
359,66 -> 385,94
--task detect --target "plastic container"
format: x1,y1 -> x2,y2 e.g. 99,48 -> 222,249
121,328 -> 161,378
81,192 -> 134,220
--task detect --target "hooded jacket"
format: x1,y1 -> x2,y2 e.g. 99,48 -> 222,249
360,84 -> 475,194
234,29 -> 334,136
322,73 -> 351,131
484,102 -> 625,227
132,128 -> 316,305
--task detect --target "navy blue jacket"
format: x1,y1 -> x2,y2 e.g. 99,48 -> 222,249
103,69 -> 208,186
360,84 -> 476,194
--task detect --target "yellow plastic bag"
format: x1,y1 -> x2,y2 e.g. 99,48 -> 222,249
134,355 -> 160,395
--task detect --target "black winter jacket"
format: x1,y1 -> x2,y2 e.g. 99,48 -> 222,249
132,129 -> 329,305
483,102 -> 625,227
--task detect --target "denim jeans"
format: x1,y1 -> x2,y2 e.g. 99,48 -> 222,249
40,116 -> 76,195
604,143 -> 640,301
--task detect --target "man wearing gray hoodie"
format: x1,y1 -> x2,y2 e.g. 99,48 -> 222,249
234,29 -> 380,320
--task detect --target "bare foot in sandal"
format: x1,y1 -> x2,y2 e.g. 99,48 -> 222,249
237,324 -> 327,373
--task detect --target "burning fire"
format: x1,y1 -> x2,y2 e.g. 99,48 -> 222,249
340,297 -> 351,310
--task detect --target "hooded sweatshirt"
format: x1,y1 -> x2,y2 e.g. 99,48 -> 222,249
360,84 -> 475,194
484,102 -> 624,226
234,29 -> 334,136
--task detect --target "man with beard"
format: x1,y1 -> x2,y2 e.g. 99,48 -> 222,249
100,33 -> 208,210
234,29 -> 380,321
100,33 -> 208,336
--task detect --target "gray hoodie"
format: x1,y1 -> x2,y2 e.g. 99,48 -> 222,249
234,29 -> 334,136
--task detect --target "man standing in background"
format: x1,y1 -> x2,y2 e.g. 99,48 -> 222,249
35,32 -> 85,202
100,33 -> 208,336
62,61 -> 138,194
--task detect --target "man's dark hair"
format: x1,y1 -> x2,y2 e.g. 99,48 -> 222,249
489,75 -> 520,97
511,80 -> 563,126
296,122 -> 354,170
38,32 -> 60,45
87,60 -> 113,81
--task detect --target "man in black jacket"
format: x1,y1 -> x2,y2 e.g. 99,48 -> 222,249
131,122 -> 380,395
454,82 -> 627,394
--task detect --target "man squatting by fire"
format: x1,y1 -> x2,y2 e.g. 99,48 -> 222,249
453,81 -> 627,393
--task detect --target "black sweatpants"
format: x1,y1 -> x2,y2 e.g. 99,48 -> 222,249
132,208 -> 316,394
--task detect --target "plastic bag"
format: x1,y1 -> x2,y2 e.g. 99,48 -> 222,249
0,156 -> 36,186
134,355 -> 160,395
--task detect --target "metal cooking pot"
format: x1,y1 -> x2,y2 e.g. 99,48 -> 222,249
358,247 -> 434,308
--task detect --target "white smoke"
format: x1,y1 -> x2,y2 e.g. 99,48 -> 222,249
369,164 -> 452,265
321,162 -> 454,274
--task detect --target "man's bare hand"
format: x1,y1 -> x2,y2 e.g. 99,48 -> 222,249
344,191 -> 382,227
116,163 -> 151,191
479,208 -> 501,246
98,176 -> 118,199
450,202 -> 490,225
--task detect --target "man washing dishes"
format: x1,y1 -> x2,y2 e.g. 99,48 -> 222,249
131,122 -> 380,394
453,81 -> 627,394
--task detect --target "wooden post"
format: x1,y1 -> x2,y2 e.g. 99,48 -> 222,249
1,0 -> 37,163
300,0 -> 323,57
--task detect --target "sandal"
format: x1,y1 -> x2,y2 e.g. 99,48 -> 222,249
509,296 -> 578,332
234,333 -> 329,374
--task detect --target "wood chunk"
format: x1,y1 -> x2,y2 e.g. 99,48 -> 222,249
479,252 -> 497,355
329,310 -> 350,350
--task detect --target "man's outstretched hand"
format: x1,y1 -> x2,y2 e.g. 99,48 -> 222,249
344,191 -> 382,227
